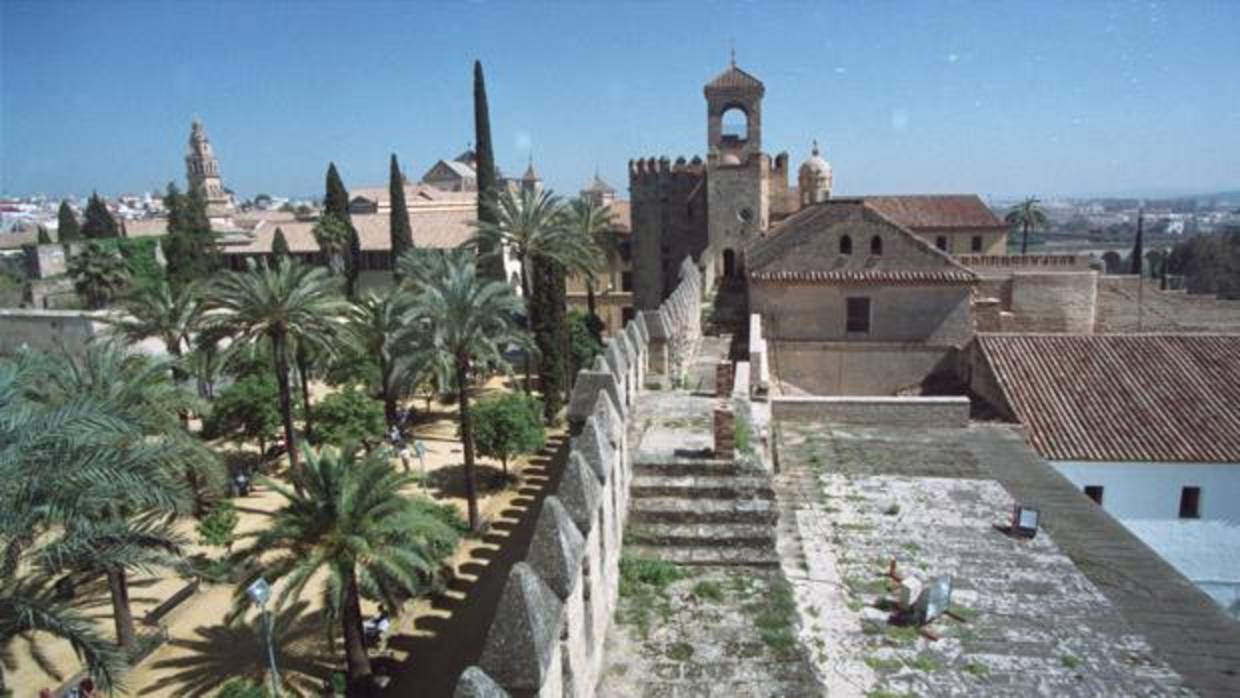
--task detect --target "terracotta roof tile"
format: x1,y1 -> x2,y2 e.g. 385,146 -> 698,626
751,269 -> 975,284
864,195 -> 1006,230
705,65 -> 764,92
978,334 -> 1240,462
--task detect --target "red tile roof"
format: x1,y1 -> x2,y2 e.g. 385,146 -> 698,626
864,195 -> 1006,231
705,65 -> 764,92
751,269 -> 975,284
978,334 -> 1240,462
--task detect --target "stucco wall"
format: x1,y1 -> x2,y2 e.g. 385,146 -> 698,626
0,309 -> 107,355
752,282 -> 972,345
1003,271 -> 1097,333
772,395 -> 969,426
1052,461 -> 1240,617
771,341 -> 956,395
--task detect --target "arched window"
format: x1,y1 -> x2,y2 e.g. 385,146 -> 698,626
870,236 -> 883,255
840,234 -> 853,255
935,236 -> 948,251
721,106 -> 748,141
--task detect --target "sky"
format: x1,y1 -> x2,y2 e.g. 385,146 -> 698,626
2,0 -> 1238,201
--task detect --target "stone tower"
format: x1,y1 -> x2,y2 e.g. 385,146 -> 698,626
798,140 -> 833,206
520,156 -> 543,196
705,58 -> 769,279
185,119 -> 232,219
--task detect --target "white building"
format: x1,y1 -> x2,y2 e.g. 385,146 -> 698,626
975,333 -> 1240,618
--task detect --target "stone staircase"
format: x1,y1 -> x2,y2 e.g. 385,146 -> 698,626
706,277 -> 749,336
626,459 -> 780,566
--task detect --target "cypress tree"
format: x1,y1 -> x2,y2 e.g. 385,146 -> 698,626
473,60 -> 505,281
1130,210 -> 1145,276
532,256 -> 568,423
272,227 -> 291,266
162,181 -> 220,289
37,227 -> 52,245
325,163 -> 360,297
57,200 -> 81,241
389,153 -> 413,276
81,192 -> 120,239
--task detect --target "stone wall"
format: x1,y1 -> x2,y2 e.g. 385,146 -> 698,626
0,308 -> 110,356
636,258 -> 702,384
456,259 -> 703,698
751,282 -> 973,346
1003,271 -> 1097,333
770,341 -> 957,396
771,395 -> 970,427
629,158 -> 708,311
748,314 -> 769,393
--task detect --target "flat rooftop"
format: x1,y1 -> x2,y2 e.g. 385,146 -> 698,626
774,420 -> 1240,697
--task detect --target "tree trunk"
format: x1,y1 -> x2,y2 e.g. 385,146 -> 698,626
519,259 -> 534,394
271,331 -> 299,468
382,366 -> 397,429
296,345 -> 314,442
457,356 -> 480,530
1021,220 -> 1029,255
341,569 -> 373,692
586,279 -> 597,320
107,568 -> 136,655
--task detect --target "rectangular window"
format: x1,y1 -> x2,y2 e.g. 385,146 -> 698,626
1179,486 -> 1201,519
935,235 -> 948,251
971,235 -> 983,252
1084,485 -> 1103,504
621,271 -> 634,292
845,297 -> 871,334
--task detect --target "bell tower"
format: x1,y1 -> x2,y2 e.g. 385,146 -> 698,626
185,119 -> 232,219
704,57 -> 769,279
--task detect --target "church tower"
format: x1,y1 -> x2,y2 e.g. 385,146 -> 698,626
705,57 -> 769,279
798,140 -> 833,206
185,119 -> 232,219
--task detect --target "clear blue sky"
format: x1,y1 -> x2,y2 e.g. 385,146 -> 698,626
2,0 -> 1237,201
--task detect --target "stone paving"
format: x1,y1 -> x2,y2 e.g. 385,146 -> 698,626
774,422 -> 1195,697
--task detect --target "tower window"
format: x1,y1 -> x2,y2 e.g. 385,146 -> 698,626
840,234 -> 853,255
845,297 -> 870,334
1084,485 -> 1104,504
721,106 -> 748,140
870,236 -> 883,255
971,235 -> 984,253
1179,486 -> 1201,519
935,236 -> 948,251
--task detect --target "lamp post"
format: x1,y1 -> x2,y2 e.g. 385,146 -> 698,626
246,577 -> 282,698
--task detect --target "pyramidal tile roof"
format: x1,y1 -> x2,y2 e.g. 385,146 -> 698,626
705,63 -> 764,91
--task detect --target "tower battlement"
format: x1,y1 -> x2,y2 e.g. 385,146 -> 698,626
628,156 -> 705,183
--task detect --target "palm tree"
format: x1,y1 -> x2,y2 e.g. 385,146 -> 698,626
1005,197 -> 1048,255
346,288 -> 422,428
563,197 -> 616,323
1,354 -> 195,658
205,261 -> 347,468
234,445 -> 462,693
469,188 -> 595,391
411,250 -> 527,529
68,241 -> 129,309
313,214 -> 352,276
109,281 -> 204,389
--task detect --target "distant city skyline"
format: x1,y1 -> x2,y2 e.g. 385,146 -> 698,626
2,0 -> 1237,201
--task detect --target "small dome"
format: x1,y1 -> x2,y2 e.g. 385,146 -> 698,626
721,152 -> 742,166
799,140 -> 831,179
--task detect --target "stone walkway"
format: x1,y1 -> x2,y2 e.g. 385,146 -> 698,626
773,422 -> 1197,697
599,344 -> 821,696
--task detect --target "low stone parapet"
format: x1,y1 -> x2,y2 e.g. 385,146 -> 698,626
771,395 -> 970,428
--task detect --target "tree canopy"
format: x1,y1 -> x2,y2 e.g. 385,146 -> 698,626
57,200 -> 81,241
81,192 -> 120,239
472,392 -> 544,474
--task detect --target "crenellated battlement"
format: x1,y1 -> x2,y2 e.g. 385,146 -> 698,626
628,155 -> 705,183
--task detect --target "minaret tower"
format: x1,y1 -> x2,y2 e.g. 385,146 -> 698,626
185,119 -> 232,219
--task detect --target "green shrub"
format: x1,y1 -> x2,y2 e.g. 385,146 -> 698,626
202,375 -> 281,453
471,392 -> 545,474
215,679 -> 273,698
196,500 -> 239,549
313,385 -> 385,447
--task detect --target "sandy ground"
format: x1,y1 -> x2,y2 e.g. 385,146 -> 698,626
7,375 -> 550,697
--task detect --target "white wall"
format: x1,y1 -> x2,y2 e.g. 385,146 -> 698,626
1053,460 -> 1240,618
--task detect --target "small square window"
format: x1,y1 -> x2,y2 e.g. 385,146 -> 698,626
1179,486 -> 1201,519
1084,485 -> 1103,504
845,297 -> 871,334
621,271 -> 634,292
971,235 -> 983,253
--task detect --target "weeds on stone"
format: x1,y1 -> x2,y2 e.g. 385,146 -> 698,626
618,554 -> 690,638
691,579 -> 724,603
665,641 -> 695,662
748,578 -> 799,657
864,655 -> 903,672
865,690 -> 915,698
1060,654 -> 1081,669
908,652 -> 941,672
963,661 -> 990,678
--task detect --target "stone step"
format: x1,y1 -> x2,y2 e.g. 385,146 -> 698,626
625,543 -> 780,567
627,522 -> 776,548
633,460 -> 755,478
630,475 -> 775,500
630,497 -> 778,525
